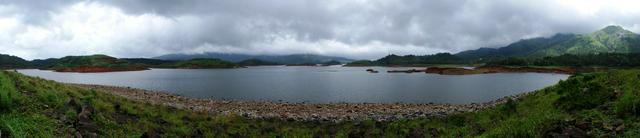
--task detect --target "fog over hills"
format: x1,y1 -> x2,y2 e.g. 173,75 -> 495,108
1,0 -> 639,60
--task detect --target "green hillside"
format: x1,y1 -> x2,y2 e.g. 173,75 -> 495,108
47,55 -> 148,72
122,58 -> 177,66
237,59 -> 282,66
0,54 -> 31,69
486,53 -> 640,67
345,53 -> 464,66
458,26 -> 640,58
1,69 -> 639,137
157,58 -> 242,69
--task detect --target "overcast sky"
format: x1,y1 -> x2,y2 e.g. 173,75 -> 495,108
1,0 -> 639,60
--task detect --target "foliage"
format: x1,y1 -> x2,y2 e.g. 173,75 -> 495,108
46,54 -> 148,71
0,72 -> 18,111
157,58 -> 241,69
486,53 -> 640,67
322,60 -> 342,66
346,53 -> 465,66
122,58 -> 177,66
344,60 -> 376,66
457,33 -> 577,59
237,59 -> 282,66
458,25 -> 640,59
0,54 -> 32,69
555,73 -> 616,111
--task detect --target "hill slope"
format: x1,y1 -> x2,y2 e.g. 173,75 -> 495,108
237,59 -> 282,66
457,26 -> 640,58
156,58 -> 242,69
345,53 -> 464,66
0,54 -> 32,69
1,70 -> 639,137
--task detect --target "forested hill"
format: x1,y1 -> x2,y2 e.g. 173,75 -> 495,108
44,55 -> 148,72
0,54 -> 31,69
457,25 -> 640,59
346,53 -> 463,66
154,53 -> 354,64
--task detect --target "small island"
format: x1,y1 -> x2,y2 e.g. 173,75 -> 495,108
45,54 -> 148,73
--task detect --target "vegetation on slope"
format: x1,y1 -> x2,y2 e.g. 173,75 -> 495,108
486,53 -> 640,67
45,55 -> 148,72
286,60 -> 343,66
237,59 -> 282,66
122,58 -> 177,66
458,25 -> 640,58
345,53 -> 464,66
0,54 -> 31,69
157,58 -> 242,69
456,33 -> 577,59
0,70 -> 638,137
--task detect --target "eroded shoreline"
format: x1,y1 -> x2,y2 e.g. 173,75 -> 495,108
70,84 -> 532,122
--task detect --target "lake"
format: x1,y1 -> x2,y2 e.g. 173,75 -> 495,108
17,66 -> 569,104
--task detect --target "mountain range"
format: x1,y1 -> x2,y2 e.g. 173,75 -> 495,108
1,25 -> 638,68
456,25 -> 640,59
154,53 -> 355,64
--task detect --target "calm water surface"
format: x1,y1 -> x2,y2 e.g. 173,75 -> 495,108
18,66 -> 569,104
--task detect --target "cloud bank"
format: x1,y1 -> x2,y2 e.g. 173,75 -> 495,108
0,0 -> 639,60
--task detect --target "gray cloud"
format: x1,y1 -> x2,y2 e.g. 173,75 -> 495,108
0,0 -> 639,60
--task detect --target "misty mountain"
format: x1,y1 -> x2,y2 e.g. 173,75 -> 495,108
456,25 -> 640,59
154,53 -> 354,64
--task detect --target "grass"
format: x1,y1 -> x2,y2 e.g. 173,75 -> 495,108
0,70 -> 638,137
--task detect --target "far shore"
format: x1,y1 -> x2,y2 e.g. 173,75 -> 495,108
70,83 -> 533,122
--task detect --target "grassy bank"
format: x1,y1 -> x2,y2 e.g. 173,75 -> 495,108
0,70 -> 639,137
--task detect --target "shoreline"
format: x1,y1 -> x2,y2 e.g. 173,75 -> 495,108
70,83 -> 534,122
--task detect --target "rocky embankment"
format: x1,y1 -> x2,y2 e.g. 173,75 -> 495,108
71,84 -> 531,122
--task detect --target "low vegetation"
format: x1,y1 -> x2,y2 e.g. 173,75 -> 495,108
0,69 -> 638,137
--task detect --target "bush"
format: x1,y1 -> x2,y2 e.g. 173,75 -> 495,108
0,72 -> 16,111
555,74 -> 615,111
613,74 -> 640,117
500,98 -> 517,114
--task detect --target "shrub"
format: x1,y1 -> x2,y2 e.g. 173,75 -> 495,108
555,74 -> 615,111
0,72 -> 16,111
